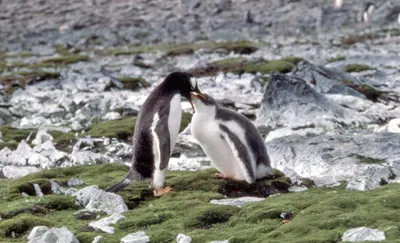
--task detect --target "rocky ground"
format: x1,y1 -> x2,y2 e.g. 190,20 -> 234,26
1,0 -> 400,242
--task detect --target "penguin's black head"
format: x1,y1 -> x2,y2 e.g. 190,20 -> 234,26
163,71 -> 206,108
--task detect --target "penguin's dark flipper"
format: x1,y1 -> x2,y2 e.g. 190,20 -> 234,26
106,172 -> 134,192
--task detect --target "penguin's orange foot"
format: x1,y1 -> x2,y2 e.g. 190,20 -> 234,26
215,173 -> 236,180
153,186 -> 173,197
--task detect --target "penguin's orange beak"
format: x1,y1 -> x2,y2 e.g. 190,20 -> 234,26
190,91 -> 207,101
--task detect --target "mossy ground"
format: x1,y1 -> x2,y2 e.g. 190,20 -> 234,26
344,64 -> 371,73
98,40 -> 261,56
85,116 -> 136,141
191,57 -> 298,77
0,164 -> 399,243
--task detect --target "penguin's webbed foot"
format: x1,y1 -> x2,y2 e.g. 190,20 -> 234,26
153,186 -> 172,197
215,173 -> 236,180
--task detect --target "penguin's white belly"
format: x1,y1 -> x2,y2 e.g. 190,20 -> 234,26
168,94 -> 182,152
191,115 -> 246,180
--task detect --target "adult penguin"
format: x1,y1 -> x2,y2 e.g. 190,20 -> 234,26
106,72 -> 205,196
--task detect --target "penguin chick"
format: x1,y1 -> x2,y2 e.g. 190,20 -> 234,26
106,72 -> 205,196
190,93 -> 273,183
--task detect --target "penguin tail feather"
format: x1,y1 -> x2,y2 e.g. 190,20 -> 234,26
106,172 -> 134,192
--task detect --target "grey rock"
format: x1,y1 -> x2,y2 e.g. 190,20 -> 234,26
27,153 -> 53,168
27,226 -> 79,243
92,236 -> 103,243
267,133 -> 400,188
210,197 -> 265,207
342,227 -> 385,242
32,130 -> 54,145
292,61 -> 367,98
120,231 -> 150,243
73,186 -> 128,215
2,165 -> 40,179
50,180 -> 63,194
88,213 -> 125,234
34,183 -> 44,197
257,73 -> 370,131
177,233 -> 192,243
0,147 -> 13,165
9,140 -> 35,166
68,150 -> 111,166
209,240 -> 229,243
33,141 -> 68,163
68,178 -> 84,187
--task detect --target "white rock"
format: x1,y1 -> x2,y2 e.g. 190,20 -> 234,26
68,151 -> 111,166
28,226 -> 79,243
33,141 -> 68,163
210,197 -> 265,207
2,165 -> 40,179
68,178 -> 84,187
89,213 -> 126,234
28,153 -> 53,168
120,231 -> 150,243
0,147 -> 13,165
210,240 -> 229,243
73,186 -> 128,215
34,183 -> 44,197
92,236 -> 103,243
288,185 -> 308,192
32,130 -> 53,145
177,233 -> 192,243
342,227 -> 385,242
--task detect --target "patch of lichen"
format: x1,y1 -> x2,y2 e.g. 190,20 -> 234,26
0,214 -> 54,237
85,116 -> 135,141
191,58 -> 295,77
116,77 -> 151,90
344,64 -> 370,73
282,56 -> 303,65
327,56 -> 345,63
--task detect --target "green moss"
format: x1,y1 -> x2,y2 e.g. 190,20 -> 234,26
214,40 -> 259,54
327,56 -> 345,63
52,44 -> 70,55
41,55 -> 89,65
192,58 -> 295,77
341,34 -> 377,46
0,214 -> 54,237
0,126 -> 36,147
5,52 -> 35,58
340,79 -> 383,102
180,112 -> 193,132
49,130 -> 77,152
0,71 -> 60,86
99,41 -> 261,57
344,64 -> 370,73
1,164 -> 400,242
184,206 -> 239,229
85,116 -> 135,140
351,154 -> 386,164
282,56 -> 303,65
116,77 -> 151,90
132,61 -> 152,69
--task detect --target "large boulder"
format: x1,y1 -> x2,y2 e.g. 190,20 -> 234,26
266,132 -> 400,189
27,226 -> 79,243
257,73 -> 370,131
